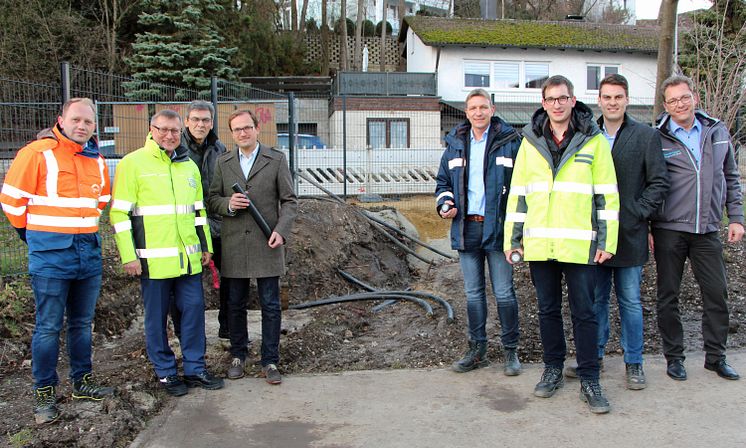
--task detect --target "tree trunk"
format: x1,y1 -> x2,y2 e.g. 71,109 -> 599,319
340,0 -> 348,71
321,0 -> 329,75
299,0 -> 309,33
654,0 -> 679,120
291,0 -> 298,31
381,0 -> 388,72
354,0 -> 365,70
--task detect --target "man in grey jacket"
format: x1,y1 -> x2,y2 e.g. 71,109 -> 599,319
565,74 -> 670,390
652,75 -> 744,381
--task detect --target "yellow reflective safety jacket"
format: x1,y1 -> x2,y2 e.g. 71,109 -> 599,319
110,135 -> 212,279
504,104 -> 619,265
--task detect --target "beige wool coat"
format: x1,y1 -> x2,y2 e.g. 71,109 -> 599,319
207,144 -> 297,278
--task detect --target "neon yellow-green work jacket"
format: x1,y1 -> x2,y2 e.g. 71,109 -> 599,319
504,120 -> 619,265
110,136 -> 212,279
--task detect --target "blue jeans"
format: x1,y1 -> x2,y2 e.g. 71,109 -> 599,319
594,265 -> 644,364
31,274 -> 101,389
141,274 -> 206,377
458,221 -> 519,348
529,261 -> 599,380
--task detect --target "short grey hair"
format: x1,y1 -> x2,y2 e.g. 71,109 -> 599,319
660,75 -> 696,100
186,100 -> 215,119
150,109 -> 182,126
465,88 -> 493,106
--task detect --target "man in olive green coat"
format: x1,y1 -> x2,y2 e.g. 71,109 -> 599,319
207,109 -> 297,384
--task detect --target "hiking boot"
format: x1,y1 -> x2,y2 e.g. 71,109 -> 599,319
564,358 -> 604,378
626,363 -> 647,390
580,379 -> 611,414
451,341 -> 488,373
534,366 -> 564,398
184,371 -> 225,390
503,348 -> 522,376
72,373 -> 115,401
159,375 -> 188,397
227,358 -> 245,380
262,364 -> 282,385
33,385 -> 60,425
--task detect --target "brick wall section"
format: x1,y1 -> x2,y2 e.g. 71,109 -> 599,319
330,96 -> 441,112
304,34 -> 401,72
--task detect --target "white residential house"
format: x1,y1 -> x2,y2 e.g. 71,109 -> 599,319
399,16 -> 660,129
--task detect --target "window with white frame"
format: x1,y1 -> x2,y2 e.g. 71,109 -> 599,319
587,64 -> 619,90
367,118 -> 410,149
464,62 -> 490,88
463,60 -> 549,90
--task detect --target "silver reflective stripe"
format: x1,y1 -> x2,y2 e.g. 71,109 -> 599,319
42,150 -> 59,198
194,200 -> 205,210
436,191 -> 454,201
113,220 -> 132,233
99,194 -> 111,203
597,210 -> 619,221
524,227 -> 597,241
195,216 -> 207,226
27,214 -> 99,227
448,158 -> 465,169
111,199 -> 133,212
136,247 -> 179,258
526,182 -> 550,194
132,204 -> 196,216
511,186 -> 526,196
505,212 -> 526,222
495,156 -> 513,167
97,157 -> 106,189
29,196 -> 98,208
553,182 -> 594,195
1,203 -> 26,216
1,184 -> 31,199
593,184 -> 618,194
184,244 -> 202,255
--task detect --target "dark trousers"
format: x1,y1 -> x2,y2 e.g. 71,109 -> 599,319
141,274 -> 206,377
170,237 -> 229,338
529,261 -> 600,380
227,276 -> 281,366
652,229 -> 730,365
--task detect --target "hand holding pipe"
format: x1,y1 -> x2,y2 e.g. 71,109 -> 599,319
231,183 -> 273,239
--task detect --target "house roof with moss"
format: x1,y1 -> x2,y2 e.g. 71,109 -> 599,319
400,16 -> 660,54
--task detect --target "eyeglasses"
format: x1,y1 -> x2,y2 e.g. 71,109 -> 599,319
664,94 -> 693,107
543,96 -> 571,106
151,125 -> 181,136
188,116 -> 212,124
231,125 -> 255,135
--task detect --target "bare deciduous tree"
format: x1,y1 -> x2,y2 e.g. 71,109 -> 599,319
682,1 -> 746,140
381,0 -> 388,72
354,0 -> 365,70
654,0 -> 679,119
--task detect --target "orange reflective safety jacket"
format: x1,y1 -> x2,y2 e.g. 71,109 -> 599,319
0,126 -> 111,235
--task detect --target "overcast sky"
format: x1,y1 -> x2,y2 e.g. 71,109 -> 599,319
636,0 -> 713,20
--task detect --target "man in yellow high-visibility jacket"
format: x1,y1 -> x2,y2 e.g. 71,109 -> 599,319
504,75 -> 619,414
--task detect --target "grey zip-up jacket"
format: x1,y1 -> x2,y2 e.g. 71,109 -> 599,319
652,110 -> 743,233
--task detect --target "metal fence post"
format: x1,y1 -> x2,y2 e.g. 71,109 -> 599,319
210,76 -> 218,130
342,94 -> 348,200
60,62 -> 71,105
288,92 -> 296,183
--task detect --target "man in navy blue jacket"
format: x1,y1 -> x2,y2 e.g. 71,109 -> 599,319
435,88 -> 522,376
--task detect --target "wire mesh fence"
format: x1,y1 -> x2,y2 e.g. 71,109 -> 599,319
0,65 -> 744,275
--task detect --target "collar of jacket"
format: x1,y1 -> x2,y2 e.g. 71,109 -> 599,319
144,134 -> 191,162
444,115 -> 517,151
597,112 -> 632,138
36,125 -> 100,157
655,109 -> 720,137
182,127 -> 219,152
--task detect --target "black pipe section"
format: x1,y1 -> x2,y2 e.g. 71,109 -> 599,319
337,269 -> 454,323
360,210 -> 455,260
231,183 -> 272,239
289,293 -> 434,318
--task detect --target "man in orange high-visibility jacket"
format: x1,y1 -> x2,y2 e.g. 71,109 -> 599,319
0,98 -> 114,425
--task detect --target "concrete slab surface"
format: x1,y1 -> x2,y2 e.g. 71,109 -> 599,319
130,351 -> 746,448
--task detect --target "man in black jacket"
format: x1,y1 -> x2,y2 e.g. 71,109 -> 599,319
170,100 -> 229,340
565,74 -> 669,390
